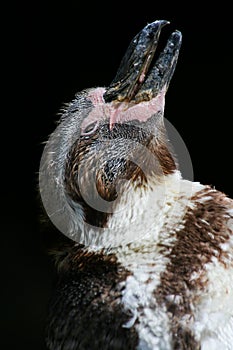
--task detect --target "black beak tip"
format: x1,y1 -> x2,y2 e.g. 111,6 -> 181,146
148,19 -> 170,28
104,21 -> 182,104
144,19 -> 170,38
171,30 -> 182,44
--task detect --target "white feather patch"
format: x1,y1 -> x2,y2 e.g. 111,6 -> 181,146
110,171 -> 204,349
192,259 -> 233,349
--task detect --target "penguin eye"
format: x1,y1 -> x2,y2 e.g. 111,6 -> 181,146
81,121 -> 99,136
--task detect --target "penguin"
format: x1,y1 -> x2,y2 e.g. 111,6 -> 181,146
40,20 -> 233,350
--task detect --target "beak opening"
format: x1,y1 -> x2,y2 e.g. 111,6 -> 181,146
103,20 -> 182,104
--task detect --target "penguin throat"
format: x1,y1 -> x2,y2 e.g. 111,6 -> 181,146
75,171 -> 201,249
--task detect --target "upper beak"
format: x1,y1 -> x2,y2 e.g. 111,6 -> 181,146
103,20 -> 182,103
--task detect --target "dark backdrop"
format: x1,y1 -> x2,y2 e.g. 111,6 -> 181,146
3,1 -> 232,349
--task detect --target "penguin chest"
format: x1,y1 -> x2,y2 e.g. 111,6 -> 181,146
121,263 -> 173,350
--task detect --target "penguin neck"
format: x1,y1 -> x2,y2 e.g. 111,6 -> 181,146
86,171 -> 204,251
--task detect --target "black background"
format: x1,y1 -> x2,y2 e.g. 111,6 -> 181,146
3,1 -> 233,349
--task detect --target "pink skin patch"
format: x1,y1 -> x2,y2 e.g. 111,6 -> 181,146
80,87 -> 166,134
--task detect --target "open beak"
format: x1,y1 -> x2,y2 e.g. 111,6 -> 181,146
103,20 -> 182,103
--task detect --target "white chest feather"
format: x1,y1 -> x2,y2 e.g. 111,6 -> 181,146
110,172 -> 205,349
108,171 -> 203,247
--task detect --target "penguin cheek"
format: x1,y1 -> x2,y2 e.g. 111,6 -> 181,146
95,157 -> 149,203
78,153 -> 146,206
93,157 -> 126,202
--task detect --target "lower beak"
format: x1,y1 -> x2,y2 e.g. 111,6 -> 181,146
103,20 -> 182,104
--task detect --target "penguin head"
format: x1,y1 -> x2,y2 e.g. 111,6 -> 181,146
40,20 -> 182,248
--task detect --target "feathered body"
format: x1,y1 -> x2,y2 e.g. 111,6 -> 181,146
40,21 -> 233,349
